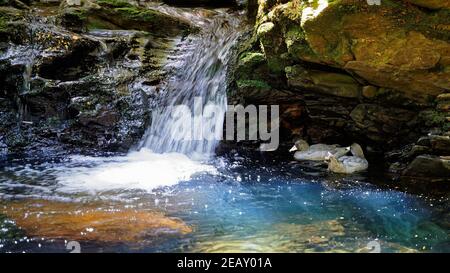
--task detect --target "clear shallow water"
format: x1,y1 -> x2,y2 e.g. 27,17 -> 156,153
0,150 -> 448,253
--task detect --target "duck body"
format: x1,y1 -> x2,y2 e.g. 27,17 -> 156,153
308,144 -> 339,151
327,155 -> 368,174
294,147 -> 349,161
326,143 -> 369,174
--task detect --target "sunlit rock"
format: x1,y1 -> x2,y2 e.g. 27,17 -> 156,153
1,200 -> 192,243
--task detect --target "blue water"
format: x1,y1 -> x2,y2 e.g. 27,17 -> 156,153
0,150 -> 448,253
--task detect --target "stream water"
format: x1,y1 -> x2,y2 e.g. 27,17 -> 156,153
0,7 -> 448,253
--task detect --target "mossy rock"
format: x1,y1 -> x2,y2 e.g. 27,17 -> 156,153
95,0 -> 194,34
235,51 -> 269,81
58,0 -> 195,35
418,110 -> 450,132
0,7 -> 26,42
253,0 -> 450,103
237,79 -> 271,90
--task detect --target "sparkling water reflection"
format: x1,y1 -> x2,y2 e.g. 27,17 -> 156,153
0,151 -> 448,253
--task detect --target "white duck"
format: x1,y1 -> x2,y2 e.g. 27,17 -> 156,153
326,143 -> 369,174
289,139 -> 349,161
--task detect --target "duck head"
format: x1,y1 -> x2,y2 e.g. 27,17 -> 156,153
350,143 -> 365,158
334,146 -> 350,158
289,139 -> 309,152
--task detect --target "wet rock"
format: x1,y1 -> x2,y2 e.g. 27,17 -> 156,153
162,0 -> 237,7
0,6 -> 27,43
436,93 -> 450,112
403,155 -> 450,178
58,0 -> 195,35
349,103 -> 417,144
430,135 -> 450,154
404,145 -> 432,160
286,65 -> 361,98
362,85 -> 378,99
2,200 -> 192,243
192,220 -> 347,253
0,135 -> 7,157
416,136 -> 432,147
0,1 -> 191,154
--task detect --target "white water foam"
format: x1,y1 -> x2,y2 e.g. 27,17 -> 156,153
56,149 -> 217,194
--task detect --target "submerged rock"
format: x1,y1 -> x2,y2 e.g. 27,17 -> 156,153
1,200 -> 192,243
192,220 -> 347,253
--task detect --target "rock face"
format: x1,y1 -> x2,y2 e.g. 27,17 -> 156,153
0,1 -> 196,154
231,0 -> 450,179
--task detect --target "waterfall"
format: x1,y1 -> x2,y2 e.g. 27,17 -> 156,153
137,10 -> 243,159
50,9 -> 246,193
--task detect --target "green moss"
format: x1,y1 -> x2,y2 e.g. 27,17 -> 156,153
114,7 -> 159,22
86,17 -> 114,30
92,0 -> 192,33
0,14 -> 7,32
0,9 -> 18,34
239,52 -> 265,66
419,110 -> 449,131
67,8 -> 87,20
96,0 -> 132,8
96,0 -> 157,22
285,25 -> 316,61
237,79 -> 271,90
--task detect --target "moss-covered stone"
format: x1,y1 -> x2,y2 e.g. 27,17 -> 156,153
252,0 -> 450,103
419,110 -> 450,132
58,0 -> 194,34
237,79 -> 271,90
95,0 -> 194,34
0,6 -> 25,41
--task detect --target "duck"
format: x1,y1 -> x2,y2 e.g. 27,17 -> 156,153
325,143 -> 369,174
289,139 -> 339,153
289,139 -> 349,161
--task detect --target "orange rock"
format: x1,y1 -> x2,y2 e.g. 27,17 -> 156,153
1,200 -> 192,243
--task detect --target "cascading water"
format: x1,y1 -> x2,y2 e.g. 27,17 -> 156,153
138,10 -> 243,158
37,8 -> 246,194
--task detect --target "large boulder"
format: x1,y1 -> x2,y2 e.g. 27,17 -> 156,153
59,0 -> 195,34
254,0 -> 450,103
